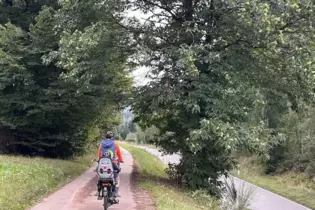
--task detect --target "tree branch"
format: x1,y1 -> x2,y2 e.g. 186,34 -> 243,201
183,0 -> 193,21
108,12 -> 145,34
278,16 -> 304,31
193,0 -> 201,8
214,39 -> 265,52
23,0 -> 30,12
142,0 -> 183,22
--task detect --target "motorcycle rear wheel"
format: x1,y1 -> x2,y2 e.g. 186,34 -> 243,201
103,188 -> 109,210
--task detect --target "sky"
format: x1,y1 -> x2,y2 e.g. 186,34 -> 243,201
130,66 -> 151,86
123,5 -> 164,87
123,8 -> 150,86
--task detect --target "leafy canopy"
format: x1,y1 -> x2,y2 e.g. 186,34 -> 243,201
0,0 -> 132,157
128,0 -> 315,194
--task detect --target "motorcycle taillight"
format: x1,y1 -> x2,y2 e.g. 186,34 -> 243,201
107,168 -> 111,174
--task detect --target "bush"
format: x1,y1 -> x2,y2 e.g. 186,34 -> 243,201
305,164 -> 315,179
125,133 -> 137,143
268,109 -> 315,177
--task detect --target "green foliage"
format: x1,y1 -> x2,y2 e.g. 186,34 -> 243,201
129,122 -> 138,133
128,0 -> 315,195
143,125 -> 159,144
136,126 -> 145,144
125,132 -> 137,143
272,107 -> 315,178
116,109 -> 159,143
119,124 -> 130,140
0,0 -> 132,157
133,124 -> 159,144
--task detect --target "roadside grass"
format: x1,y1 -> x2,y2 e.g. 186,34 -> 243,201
0,150 -> 95,210
233,156 -> 315,209
122,141 -> 158,149
121,143 -> 219,210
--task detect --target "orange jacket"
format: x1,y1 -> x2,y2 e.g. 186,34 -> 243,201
98,141 -> 123,163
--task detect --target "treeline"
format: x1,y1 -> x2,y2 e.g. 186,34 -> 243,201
0,0 -> 132,157
115,108 -> 159,144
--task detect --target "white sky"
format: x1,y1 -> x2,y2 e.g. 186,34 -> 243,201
130,66 -> 151,86
123,6 -> 165,87
122,8 -> 149,86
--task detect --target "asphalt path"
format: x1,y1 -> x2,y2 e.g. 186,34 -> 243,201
136,146 -> 311,210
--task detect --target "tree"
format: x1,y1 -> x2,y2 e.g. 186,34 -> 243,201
143,126 -> 159,144
127,0 -> 315,194
0,0 -> 132,157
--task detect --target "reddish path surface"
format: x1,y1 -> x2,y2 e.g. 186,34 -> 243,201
30,148 -> 136,210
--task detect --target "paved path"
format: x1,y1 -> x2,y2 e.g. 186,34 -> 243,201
30,148 -> 136,210
136,146 -> 311,210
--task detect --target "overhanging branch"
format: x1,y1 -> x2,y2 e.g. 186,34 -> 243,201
142,0 -> 183,22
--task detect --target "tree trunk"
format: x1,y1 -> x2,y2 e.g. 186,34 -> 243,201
0,127 -> 16,154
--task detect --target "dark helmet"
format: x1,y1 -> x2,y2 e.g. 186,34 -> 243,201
105,131 -> 114,139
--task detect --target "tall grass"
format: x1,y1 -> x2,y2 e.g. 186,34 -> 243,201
220,176 -> 255,210
234,156 -> 315,209
0,152 -> 94,210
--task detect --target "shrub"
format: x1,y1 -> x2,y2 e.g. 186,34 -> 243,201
125,133 -> 137,143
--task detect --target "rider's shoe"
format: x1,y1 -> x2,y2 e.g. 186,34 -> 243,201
95,191 -> 102,198
96,192 -> 103,200
109,196 -> 119,204
97,193 -> 102,200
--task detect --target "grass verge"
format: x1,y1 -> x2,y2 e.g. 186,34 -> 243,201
121,143 -> 219,210
122,141 -> 158,149
0,151 -> 95,210
234,156 -> 315,209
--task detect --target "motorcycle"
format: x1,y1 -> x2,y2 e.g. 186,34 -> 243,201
92,153 -> 121,210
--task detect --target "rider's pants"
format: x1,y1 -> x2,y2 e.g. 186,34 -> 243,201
112,162 -> 119,182
114,171 -> 119,185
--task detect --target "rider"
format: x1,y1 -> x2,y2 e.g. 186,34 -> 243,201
97,131 -> 124,197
